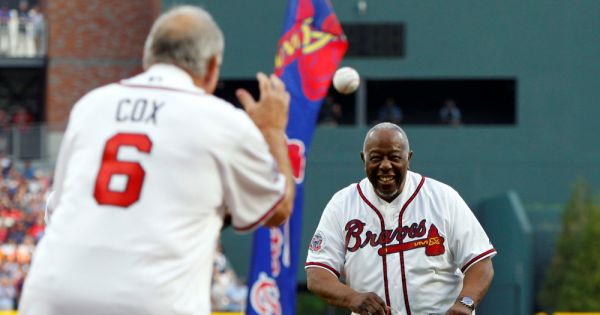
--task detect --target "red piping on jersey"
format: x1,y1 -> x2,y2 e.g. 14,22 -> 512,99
396,175 -> 425,315
356,183 -> 391,308
461,248 -> 497,273
305,262 -> 341,278
356,176 -> 426,313
233,184 -> 287,232
118,82 -> 206,96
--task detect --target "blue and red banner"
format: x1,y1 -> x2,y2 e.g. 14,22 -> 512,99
246,1 -> 347,314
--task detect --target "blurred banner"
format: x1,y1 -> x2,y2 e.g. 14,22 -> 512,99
246,0 -> 347,314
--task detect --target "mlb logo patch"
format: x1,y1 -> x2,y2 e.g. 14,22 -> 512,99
309,231 -> 325,252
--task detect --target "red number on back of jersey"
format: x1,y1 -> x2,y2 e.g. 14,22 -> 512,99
94,133 -> 153,207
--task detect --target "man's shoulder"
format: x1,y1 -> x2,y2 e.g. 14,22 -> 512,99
413,171 -> 459,197
330,181 -> 362,203
80,83 -> 121,100
69,83 -> 121,115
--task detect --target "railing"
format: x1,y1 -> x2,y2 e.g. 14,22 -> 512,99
1,123 -> 61,163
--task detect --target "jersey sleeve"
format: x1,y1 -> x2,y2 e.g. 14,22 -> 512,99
447,189 -> 497,273
305,197 -> 346,278
223,115 -> 287,233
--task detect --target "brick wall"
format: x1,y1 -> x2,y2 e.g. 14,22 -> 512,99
45,0 -> 162,126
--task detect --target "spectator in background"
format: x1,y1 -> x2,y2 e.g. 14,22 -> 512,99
318,96 -> 342,126
17,1 -> 29,19
11,106 -> 32,131
211,242 -> 248,312
376,97 -> 403,125
29,5 -> 43,56
0,154 -> 51,311
0,277 -> 15,310
7,221 -> 27,245
0,5 -> 9,55
0,226 -> 7,244
0,110 -> 10,153
15,0 -> 28,56
439,98 -> 462,126
0,152 -> 11,178
13,264 -> 27,309
0,239 -> 15,263
20,160 -> 34,180
26,214 -> 44,240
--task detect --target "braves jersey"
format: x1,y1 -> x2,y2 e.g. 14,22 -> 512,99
20,64 -> 287,315
306,171 -> 496,315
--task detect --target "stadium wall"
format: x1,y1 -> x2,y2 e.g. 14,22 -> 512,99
45,0 -> 162,126
42,0 -> 599,289
158,0 -> 600,206
177,1 -> 600,285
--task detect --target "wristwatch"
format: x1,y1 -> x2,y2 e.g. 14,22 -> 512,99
458,296 -> 475,311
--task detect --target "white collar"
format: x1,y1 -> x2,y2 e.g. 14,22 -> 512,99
360,171 -> 418,210
120,64 -> 205,95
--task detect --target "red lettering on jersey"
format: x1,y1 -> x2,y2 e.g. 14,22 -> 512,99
94,133 -> 152,207
345,219 -> 442,255
344,219 -> 365,252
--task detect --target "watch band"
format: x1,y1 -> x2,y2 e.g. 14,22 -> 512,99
458,296 -> 475,310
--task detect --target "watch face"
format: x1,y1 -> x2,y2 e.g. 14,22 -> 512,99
460,296 -> 475,309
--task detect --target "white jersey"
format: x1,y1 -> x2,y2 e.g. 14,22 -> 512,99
306,171 -> 496,315
20,64 -> 286,315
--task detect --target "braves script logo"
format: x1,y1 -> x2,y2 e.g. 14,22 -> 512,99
270,228 -> 283,277
250,272 -> 282,315
345,219 -> 445,256
287,139 -> 305,183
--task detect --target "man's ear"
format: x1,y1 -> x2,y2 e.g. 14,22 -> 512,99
360,151 -> 365,163
408,151 -> 413,161
202,54 -> 221,93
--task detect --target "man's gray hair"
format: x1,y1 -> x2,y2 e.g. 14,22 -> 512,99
363,122 -> 410,152
143,6 -> 224,78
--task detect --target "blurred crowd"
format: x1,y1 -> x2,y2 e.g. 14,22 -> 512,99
212,243 -> 248,312
0,0 -> 45,57
0,153 -> 50,310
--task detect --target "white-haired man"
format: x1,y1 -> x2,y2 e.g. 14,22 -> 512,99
20,6 -> 295,315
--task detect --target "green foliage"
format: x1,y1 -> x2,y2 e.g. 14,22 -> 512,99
539,178 -> 600,311
296,291 -> 328,315
296,290 -> 348,315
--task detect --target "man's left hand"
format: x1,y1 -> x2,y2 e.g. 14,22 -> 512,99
445,302 -> 473,315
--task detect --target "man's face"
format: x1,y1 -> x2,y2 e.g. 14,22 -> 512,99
361,129 -> 412,202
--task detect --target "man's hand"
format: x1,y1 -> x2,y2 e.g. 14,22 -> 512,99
236,72 -> 290,134
348,292 -> 390,315
445,301 -> 472,315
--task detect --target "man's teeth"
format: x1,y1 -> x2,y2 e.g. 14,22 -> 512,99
379,176 -> 394,183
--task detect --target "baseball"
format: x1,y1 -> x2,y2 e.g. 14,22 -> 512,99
333,67 -> 360,94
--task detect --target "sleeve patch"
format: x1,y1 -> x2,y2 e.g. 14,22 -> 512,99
309,231 -> 326,253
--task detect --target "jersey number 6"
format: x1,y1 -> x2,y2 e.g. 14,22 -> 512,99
94,133 -> 153,207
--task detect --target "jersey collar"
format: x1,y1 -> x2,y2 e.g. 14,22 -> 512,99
120,64 -> 206,95
361,171 -> 417,210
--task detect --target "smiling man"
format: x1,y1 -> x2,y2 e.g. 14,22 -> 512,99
305,123 -> 496,315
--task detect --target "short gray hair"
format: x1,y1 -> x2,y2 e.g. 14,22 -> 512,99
143,6 -> 224,78
363,122 -> 410,152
